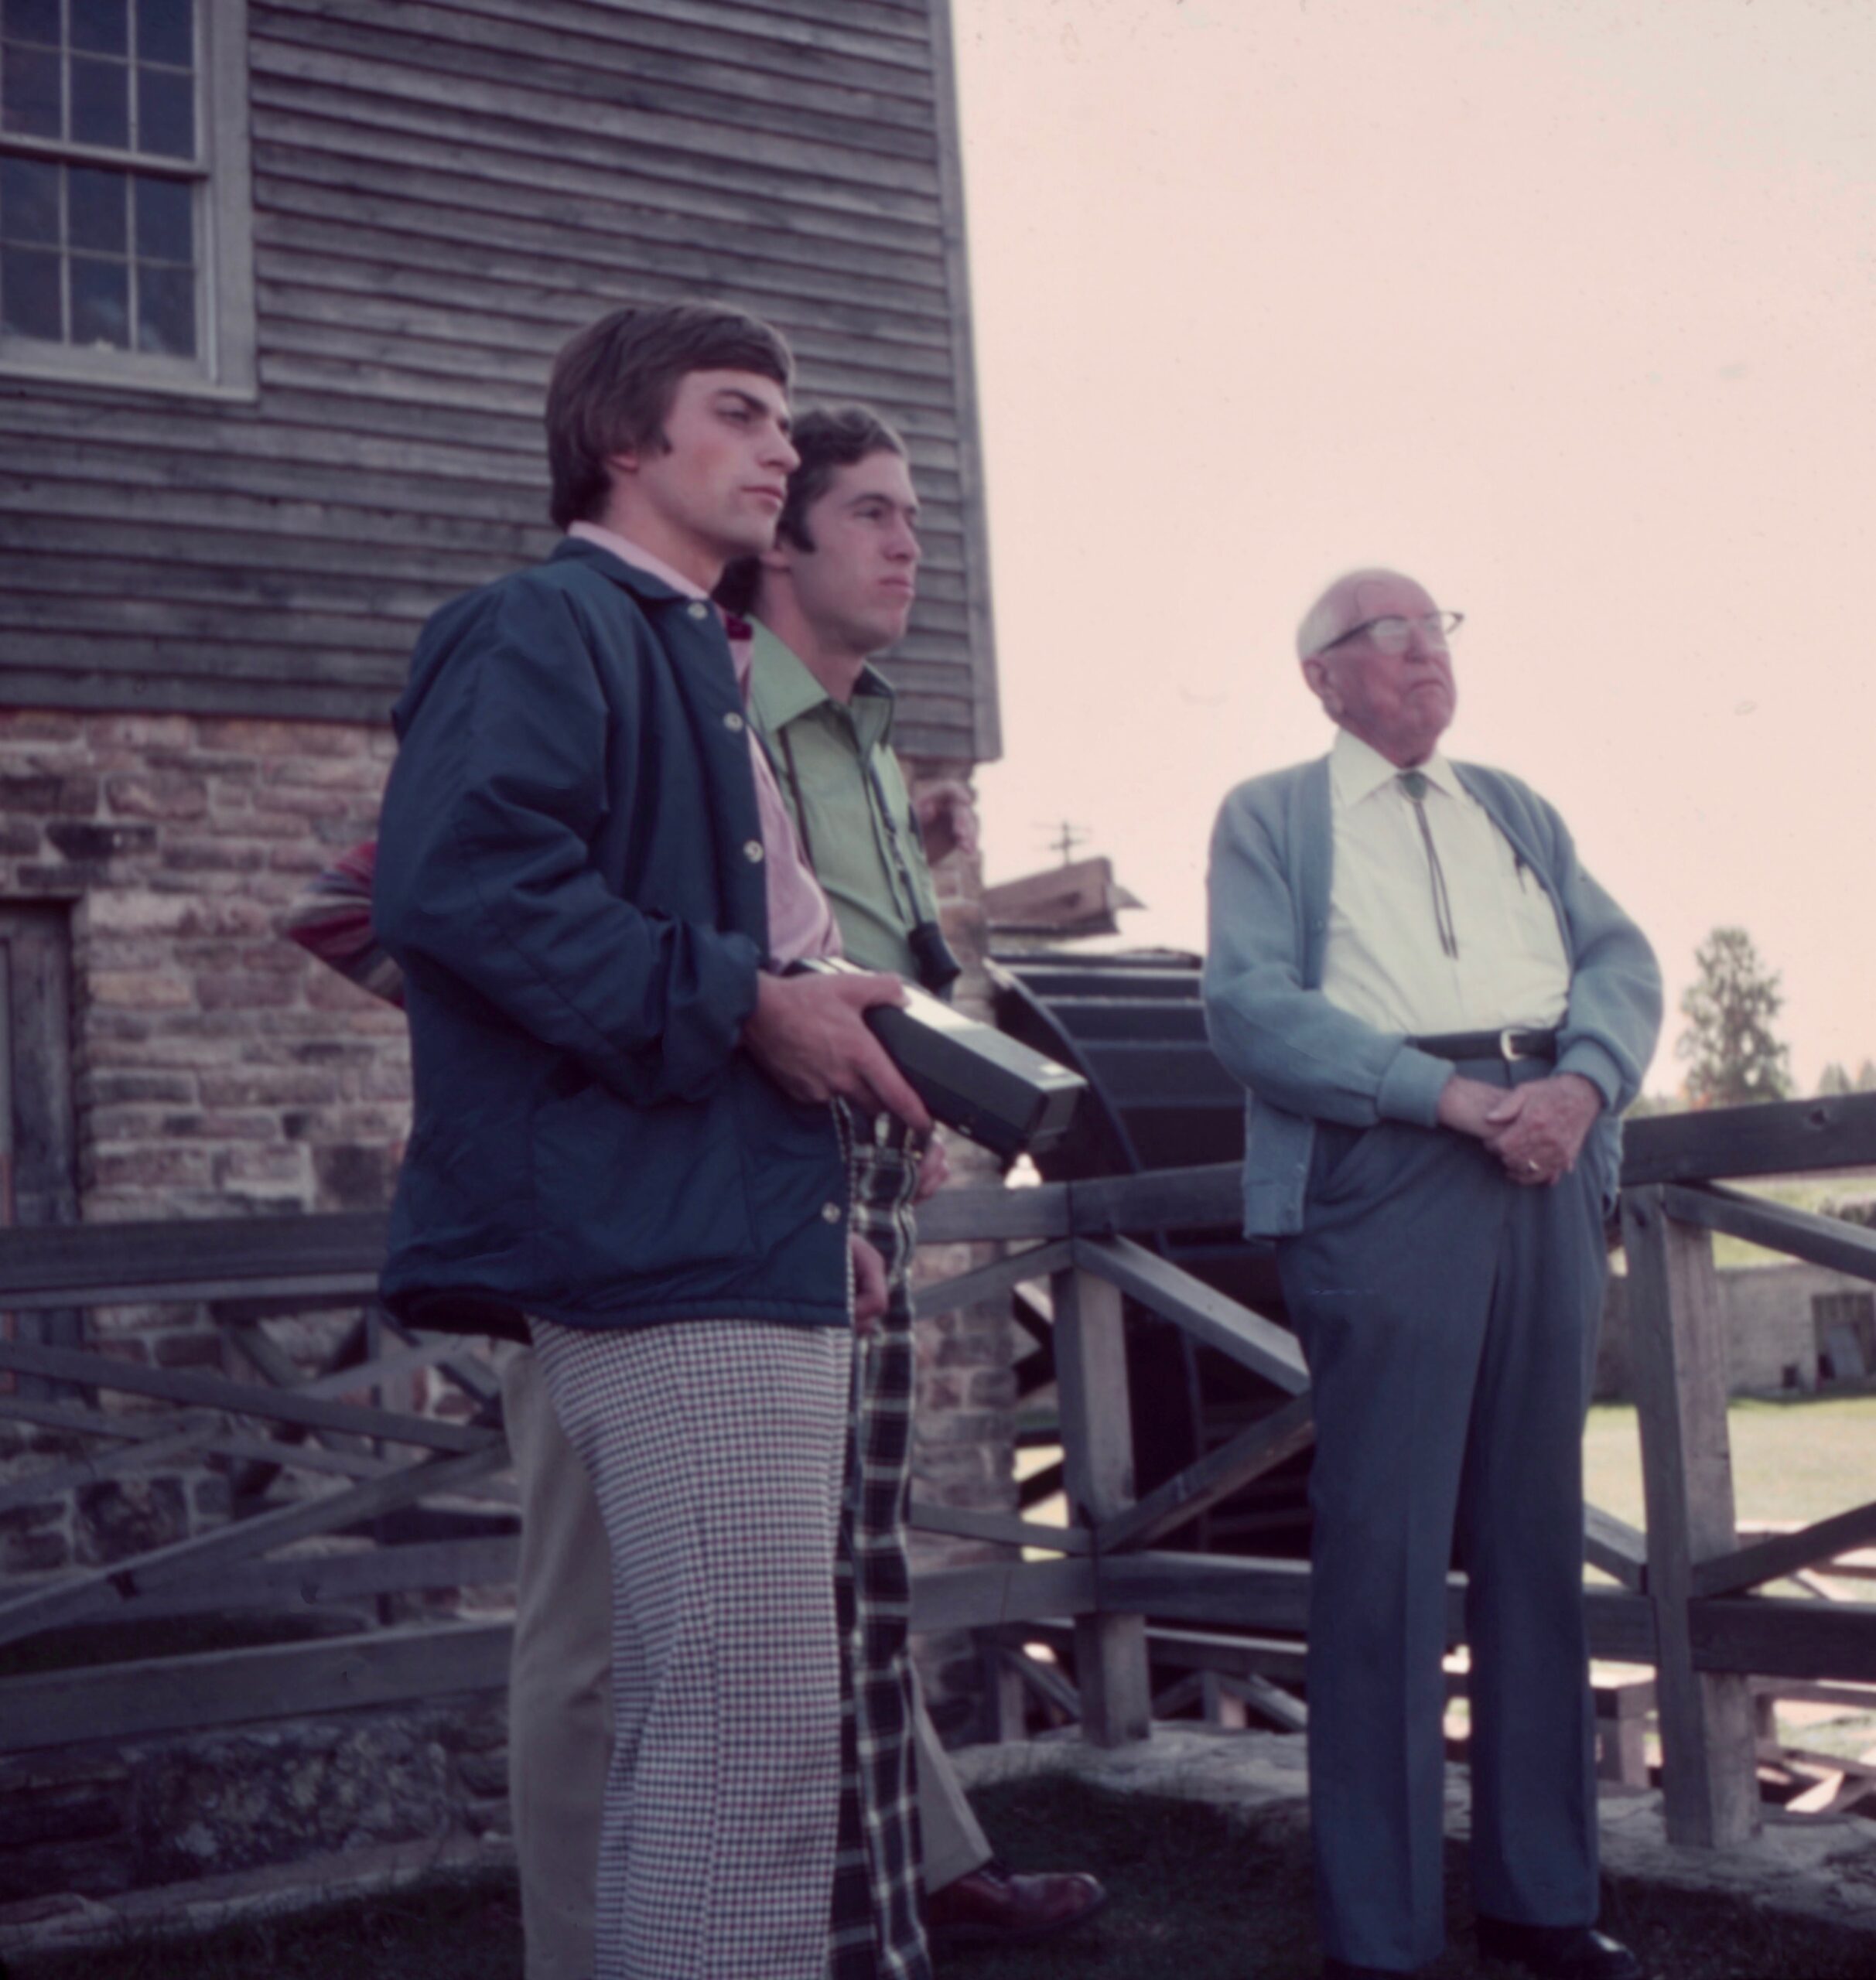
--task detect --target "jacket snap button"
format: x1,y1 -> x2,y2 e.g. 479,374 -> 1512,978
723,711 -> 745,732
686,600 -> 709,620
743,839 -> 764,863
821,1201 -> 843,1224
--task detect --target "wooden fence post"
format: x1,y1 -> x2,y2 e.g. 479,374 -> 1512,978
1053,1264 -> 1151,1746
1621,1185 -> 1761,1846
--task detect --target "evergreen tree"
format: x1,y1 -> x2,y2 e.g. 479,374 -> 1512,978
1817,1063 -> 1854,1097
1675,926 -> 1792,1107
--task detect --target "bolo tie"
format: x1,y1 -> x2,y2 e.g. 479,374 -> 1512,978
1396,770 -> 1459,959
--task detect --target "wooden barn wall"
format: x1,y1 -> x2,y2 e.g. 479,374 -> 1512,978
0,0 -> 1000,765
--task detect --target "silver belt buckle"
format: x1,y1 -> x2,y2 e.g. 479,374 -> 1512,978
1498,1027 -> 1532,1062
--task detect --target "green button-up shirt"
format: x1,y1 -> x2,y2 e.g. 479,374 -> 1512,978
745,620 -> 941,981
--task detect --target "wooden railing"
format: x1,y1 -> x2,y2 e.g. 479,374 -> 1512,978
2,1092 -> 1875,1852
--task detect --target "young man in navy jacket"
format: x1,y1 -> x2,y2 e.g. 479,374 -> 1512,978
374,301 -> 929,1980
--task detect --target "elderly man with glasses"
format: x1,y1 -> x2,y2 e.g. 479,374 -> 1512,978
1202,569 -> 1661,1980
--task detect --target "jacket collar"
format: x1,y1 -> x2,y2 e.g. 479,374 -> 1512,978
549,533 -> 698,607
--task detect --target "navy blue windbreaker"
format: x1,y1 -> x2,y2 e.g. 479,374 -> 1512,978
373,537 -> 849,1330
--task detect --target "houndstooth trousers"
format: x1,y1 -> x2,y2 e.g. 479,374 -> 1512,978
531,1313 -> 853,1980
528,1114 -> 930,1980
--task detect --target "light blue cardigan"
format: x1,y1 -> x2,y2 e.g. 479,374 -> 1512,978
1201,754 -> 1662,1238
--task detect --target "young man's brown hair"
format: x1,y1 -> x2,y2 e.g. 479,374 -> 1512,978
545,300 -> 794,531
716,402 -> 908,614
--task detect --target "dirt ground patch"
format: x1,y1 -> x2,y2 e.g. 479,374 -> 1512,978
10,1772 -> 1876,1980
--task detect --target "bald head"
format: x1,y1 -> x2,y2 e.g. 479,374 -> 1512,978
1297,568 -> 1427,661
1296,567 -> 1457,768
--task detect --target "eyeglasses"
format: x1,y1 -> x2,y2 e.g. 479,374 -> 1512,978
1318,610 -> 1464,655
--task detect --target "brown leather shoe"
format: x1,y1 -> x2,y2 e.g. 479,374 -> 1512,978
925,1858 -> 1109,1945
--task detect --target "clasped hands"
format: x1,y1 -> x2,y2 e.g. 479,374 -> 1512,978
1436,1069 -> 1602,1187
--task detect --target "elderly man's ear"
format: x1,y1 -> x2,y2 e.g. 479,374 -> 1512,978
1301,656 -> 1342,719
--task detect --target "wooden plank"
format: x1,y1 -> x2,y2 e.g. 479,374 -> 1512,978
112,1534 -> 520,1623
1585,1503 -> 1650,1591
907,1556 -> 1095,1634
263,0 -> 938,109
0,1210 -> 388,1301
0,1394 -> 189,1443
1693,1500 -> 1876,1600
913,1182 -> 1068,1245
905,1501 -> 1090,1557
911,1239 -> 1072,1321
0,1442 -> 508,1650
1661,1183 -> 1876,1285
252,92 -> 947,244
0,1343 -> 486,1453
0,666 -> 398,728
295,1334 -> 476,1402
1095,1395 -> 1316,1555
1073,1235 -> 1308,1394
1064,1162 -> 1246,1236
315,0 -> 937,87
0,1620 -> 511,1754
1621,1092 -> 1876,1186
1008,1620 -> 1310,1688
924,0 -> 999,762
252,6 -> 941,162
1587,1589 -> 1662,1664
1093,1551 -> 1660,1664
1692,1597 -> 1876,1683
1052,1265 -> 1150,1744
1099,1552 -> 1315,1637
12,548 -> 462,625
247,37 -> 938,183
1622,1186 -> 1761,1847
0,1418 -> 222,1515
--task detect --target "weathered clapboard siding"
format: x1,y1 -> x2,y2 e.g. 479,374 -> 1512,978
0,0 -> 1000,761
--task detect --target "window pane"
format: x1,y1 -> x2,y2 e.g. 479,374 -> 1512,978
1,0 -> 60,49
0,155 -> 57,244
71,252 -> 128,346
0,39 -> 61,137
135,61 -> 191,156
135,0 -> 193,70
72,56 -> 131,148
69,166 -> 128,254
132,171 -> 188,262
135,255 -> 190,355
74,0 -> 131,56
0,242 -> 60,338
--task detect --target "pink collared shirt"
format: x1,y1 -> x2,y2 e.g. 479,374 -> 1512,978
567,522 -> 841,968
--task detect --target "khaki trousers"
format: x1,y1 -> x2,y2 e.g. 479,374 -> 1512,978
502,1348 -> 990,1980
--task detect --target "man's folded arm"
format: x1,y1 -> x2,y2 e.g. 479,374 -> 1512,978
1201,792 -> 1452,1130
374,587 -> 762,1106
1538,802 -> 1663,1115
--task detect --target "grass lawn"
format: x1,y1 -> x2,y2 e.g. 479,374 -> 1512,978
1583,1389 -> 1876,1530
15,1776 -> 1876,1980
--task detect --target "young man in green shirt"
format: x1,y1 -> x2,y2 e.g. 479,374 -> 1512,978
725,405 -> 1107,1948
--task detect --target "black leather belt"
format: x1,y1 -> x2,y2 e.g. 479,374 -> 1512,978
1409,1027 -> 1558,1063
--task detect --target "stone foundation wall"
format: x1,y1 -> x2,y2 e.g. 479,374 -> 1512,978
0,706 -> 406,1583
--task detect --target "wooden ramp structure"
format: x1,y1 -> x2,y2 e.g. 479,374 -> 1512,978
4,1094 -> 1876,1862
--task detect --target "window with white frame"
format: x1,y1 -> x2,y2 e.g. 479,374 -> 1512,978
0,0 -> 252,394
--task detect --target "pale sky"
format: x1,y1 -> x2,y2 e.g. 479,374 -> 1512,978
948,0 -> 1876,1096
